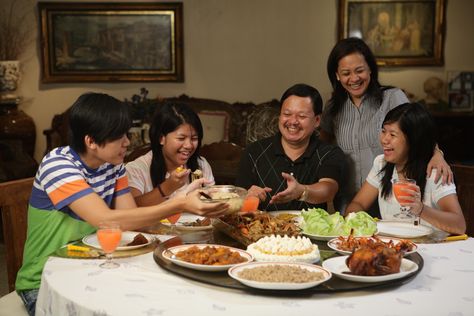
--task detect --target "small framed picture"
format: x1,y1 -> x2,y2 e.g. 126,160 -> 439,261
447,72 -> 474,112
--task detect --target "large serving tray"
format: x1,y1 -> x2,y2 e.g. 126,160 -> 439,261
153,236 -> 424,295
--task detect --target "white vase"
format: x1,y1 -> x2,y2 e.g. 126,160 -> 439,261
0,60 -> 21,101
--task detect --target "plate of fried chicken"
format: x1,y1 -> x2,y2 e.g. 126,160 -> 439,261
322,237 -> 419,283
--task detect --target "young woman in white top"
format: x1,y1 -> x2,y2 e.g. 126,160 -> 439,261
126,102 -> 214,205
346,102 -> 465,235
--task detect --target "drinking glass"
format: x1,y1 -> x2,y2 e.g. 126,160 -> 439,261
392,178 -> 416,219
241,195 -> 259,213
97,221 -> 122,269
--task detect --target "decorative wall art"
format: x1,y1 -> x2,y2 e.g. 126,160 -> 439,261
338,0 -> 445,66
38,2 -> 184,82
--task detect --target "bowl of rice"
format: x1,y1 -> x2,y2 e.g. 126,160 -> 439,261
200,185 -> 247,215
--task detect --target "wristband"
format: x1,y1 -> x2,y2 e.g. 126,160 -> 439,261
157,184 -> 168,198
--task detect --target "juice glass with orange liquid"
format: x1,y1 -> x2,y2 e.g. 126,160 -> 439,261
391,178 -> 416,219
241,195 -> 259,213
97,221 -> 122,269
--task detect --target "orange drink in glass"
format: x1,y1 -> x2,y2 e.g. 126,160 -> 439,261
241,195 -> 259,212
392,179 -> 416,219
97,222 -> 122,269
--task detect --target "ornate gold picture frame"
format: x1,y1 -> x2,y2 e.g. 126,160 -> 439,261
39,2 -> 184,82
338,0 -> 445,66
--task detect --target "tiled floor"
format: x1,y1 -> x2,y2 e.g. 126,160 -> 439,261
0,242 -> 9,297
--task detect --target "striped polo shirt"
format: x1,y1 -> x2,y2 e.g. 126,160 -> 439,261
16,146 -> 130,291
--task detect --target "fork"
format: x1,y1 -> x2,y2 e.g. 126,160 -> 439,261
163,248 -> 176,259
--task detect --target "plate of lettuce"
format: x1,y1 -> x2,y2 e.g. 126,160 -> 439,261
300,208 -> 377,241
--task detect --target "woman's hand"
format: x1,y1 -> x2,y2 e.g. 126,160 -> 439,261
164,167 -> 191,194
427,149 -> 453,185
183,190 -> 229,217
182,178 -> 213,195
399,184 -> 424,216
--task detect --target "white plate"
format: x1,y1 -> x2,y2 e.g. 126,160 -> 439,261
302,231 -> 377,242
162,244 -> 253,272
161,213 -> 213,231
82,231 -> 154,251
377,221 -> 432,238
322,256 -> 418,283
228,261 -> 331,290
327,236 -> 418,256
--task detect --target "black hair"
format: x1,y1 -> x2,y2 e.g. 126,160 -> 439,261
69,92 -> 132,153
149,102 -> 204,187
326,37 -> 383,126
380,103 -> 437,200
280,83 -> 323,115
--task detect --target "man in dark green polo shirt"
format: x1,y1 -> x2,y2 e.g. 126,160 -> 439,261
236,83 -> 344,212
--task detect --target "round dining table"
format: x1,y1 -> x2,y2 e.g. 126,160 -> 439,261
35,236 -> 474,316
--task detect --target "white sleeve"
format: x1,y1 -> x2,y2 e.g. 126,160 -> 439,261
125,154 -> 152,194
426,169 -> 457,204
366,154 -> 385,188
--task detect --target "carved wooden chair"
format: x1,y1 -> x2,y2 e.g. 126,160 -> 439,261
452,164 -> 474,236
200,141 -> 243,184
0,177 -> 34,291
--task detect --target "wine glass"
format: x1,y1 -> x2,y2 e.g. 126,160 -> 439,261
97,221 -> 122,269
392,178 -> 416,219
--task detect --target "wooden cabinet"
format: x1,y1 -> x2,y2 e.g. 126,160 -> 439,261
0,100 -> 38,182
431,111 -> 474,164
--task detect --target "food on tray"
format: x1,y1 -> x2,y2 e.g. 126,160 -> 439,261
181,217 -> 211,227
301,208 -> 377,236
175,245 -> 247,265
247,235 -> 319,263
345,242 -> 403,276
274,213 -> 299,221
217,212 -> 301,244
191,169 -> 203,181
238,264 -> 326,283
126,233 -> 149,246
67,244 -> 91,252
336,234 -> 415,253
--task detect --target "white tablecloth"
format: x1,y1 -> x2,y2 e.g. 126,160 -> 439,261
36,238 -> 474,316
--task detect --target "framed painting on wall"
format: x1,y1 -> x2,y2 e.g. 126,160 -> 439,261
447,71 -> 474,112
338,0 -> 446,66
38,2 -> 184,83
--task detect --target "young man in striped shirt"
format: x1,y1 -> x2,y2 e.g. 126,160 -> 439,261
15,93 -> 229,315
